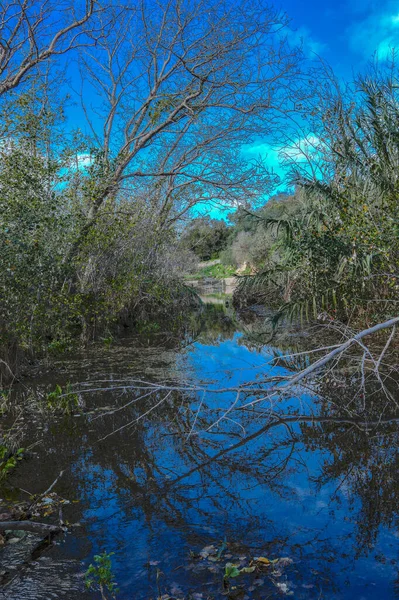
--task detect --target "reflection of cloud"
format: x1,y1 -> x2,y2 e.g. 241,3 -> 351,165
349,3 -> 399,60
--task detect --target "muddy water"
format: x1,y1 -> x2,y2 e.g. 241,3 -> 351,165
2,301 -> 399,599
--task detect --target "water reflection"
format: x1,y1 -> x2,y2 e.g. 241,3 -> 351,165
188,276 -> 237,299
2,303 -> 399,599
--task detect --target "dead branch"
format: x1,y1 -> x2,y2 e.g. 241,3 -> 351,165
0,521 -> 62,534
29,469 -> 65,511
240,316 -> 399,409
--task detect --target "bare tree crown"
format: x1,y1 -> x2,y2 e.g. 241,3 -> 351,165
77,0 -> 305,223
0,0 -> 97,95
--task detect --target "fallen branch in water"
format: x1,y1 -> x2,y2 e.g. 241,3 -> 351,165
59,316 -> 399,440
0,521 -> 63,534
29,469 -> 65,511
240,315 -> 399,409
0,471 -> 67,539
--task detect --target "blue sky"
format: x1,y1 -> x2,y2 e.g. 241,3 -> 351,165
199,0 -> 399,218
282,0 -> 399,70
247,0 -> 399,176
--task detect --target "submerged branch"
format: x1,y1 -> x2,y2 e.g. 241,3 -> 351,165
0,521 -> 63,535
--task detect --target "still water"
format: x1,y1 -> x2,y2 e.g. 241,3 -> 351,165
2,299 -> 399,599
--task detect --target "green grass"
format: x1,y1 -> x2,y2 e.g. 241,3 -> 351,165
188,263 -> 237,279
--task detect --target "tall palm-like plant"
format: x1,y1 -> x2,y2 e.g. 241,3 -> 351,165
239,71 -> 399,324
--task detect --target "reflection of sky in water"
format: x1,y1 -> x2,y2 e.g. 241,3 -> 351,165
185,332 -> 287,384
54,331 -> 399,599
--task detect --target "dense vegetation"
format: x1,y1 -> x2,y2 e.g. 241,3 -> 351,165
179,217 -> 230,261
184,71 -> 399,327
0,92 -> 196,379
1,0 -> 398,385
0,0 -> 304,383
178,193 -> 302,270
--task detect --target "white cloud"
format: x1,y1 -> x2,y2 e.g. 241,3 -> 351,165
245,135 -> 322,169
349,3 -> 399,60
75,153 -> 92,168
245,142 -> 282,173
59,153 -> 93,179
289,26 -> 326,57
282,135 -> 322,160
244,135 -> 324,188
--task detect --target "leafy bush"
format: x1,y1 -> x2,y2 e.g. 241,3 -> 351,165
0,445 -> 24,481
85,551 -> 119,599
46,383 -> 79,414
180,217 -> 230,260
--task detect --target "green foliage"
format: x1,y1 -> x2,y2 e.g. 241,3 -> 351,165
189,262 -> 237,279
0,445 -> 24,481
224,562 -> 255,580
101,335 -> 114,348
236,73 -> 399,324
85,551 -> 119,599
47,383 -> 79,414
180,217 -> 230,260
0,83 -> 86,379
0,144 -> 68,338
47,337 -> 74,355
0,82 -> 201,379
222,193 -> 304,270
286,75 -> 399,321
137,321 -> 161,334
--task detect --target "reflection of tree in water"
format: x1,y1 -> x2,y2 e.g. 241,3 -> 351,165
188,302 -> 237,344
66,398 -> 338,595
22,380 -> 396,596
8,308 -> 399,598
301,418 -> 399,553
9,389 -> 338,595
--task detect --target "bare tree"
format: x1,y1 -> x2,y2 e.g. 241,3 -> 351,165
0,0 -> 99,96
76,0 -> 307,229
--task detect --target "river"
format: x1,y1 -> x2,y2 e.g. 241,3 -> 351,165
1,292 -> 399,599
